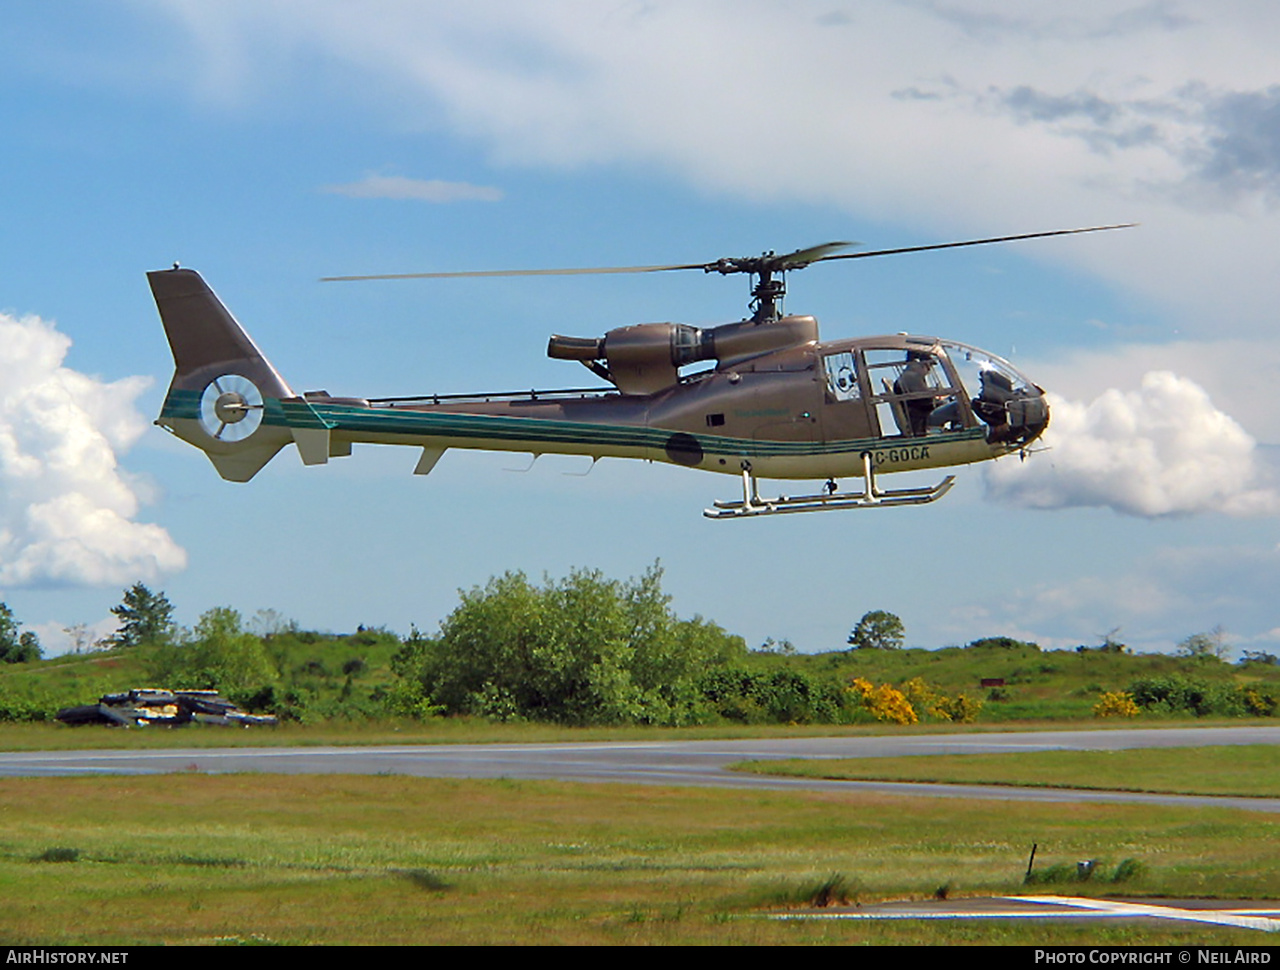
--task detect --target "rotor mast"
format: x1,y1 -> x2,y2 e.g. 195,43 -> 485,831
748,264 -> 786,322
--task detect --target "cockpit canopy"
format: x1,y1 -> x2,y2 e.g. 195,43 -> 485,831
936,341 -> 1048,445
822,337 -> 1048,447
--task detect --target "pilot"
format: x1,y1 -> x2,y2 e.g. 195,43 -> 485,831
894,351 -> 936,436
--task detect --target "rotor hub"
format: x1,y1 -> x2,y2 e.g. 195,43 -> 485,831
213,391 -> 250,425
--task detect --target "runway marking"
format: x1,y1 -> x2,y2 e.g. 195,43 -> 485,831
1017,896 -> 1280,932
774,896 -> 1280,931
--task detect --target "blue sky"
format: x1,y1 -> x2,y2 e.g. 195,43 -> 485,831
3,1 -> 1280,657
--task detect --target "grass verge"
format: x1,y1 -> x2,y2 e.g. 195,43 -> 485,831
0,773 -> 1277,945
731,744 -> 1280,797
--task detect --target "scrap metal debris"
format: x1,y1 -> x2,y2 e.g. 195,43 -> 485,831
55,689 -> 277,728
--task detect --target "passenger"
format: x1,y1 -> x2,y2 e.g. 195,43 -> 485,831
894,351 -> 936,436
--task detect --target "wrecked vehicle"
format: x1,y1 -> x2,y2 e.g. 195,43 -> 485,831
55,689 -> 277,728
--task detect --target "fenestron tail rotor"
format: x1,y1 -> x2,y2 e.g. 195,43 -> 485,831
199,374 -> 264,443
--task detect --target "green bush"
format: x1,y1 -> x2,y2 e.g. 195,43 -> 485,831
145,608 -> 278,699
699,667 -> 853,724
1127,675 -> 1242,717
0,684 -> 56,722
391,564 -> 746,726
967,636 -> 1040,652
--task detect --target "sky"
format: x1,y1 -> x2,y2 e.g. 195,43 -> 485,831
2,0 -> 1280,658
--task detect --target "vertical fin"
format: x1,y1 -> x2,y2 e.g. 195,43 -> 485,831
149,268 -> 294,482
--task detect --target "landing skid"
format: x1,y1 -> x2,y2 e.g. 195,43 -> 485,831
704,452 -> 955,519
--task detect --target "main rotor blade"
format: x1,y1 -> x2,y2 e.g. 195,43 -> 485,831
326,242 -> 859,282
773,240 -> 857,268
811,224 -> 1136,265
321,262 -> 707,282
321,224 -> 1134,282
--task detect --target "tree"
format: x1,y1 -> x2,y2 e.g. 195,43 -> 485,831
15,632 -> 41,663
1177,626 -> 1230,661
1241,650 -> 1278,666
0,604 -> 41,663
391,563 -> 746,725
145,607 -> 277,694
109,583 -> 175,648
0,605 -> 17,662
848,610 -> 905,650
63,624 -> 91,654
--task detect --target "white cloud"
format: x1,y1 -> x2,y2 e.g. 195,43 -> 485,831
1010,337 -> 1280,444
0,311 -> 187,588
138,1 -> 1280,335
321,174 -> 503,202
984,370 -> 1280,517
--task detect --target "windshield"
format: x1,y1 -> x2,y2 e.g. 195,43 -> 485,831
937,341 -> 1047,445
936,342 -> 1041,401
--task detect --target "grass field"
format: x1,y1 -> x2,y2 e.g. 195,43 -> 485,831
734,744 -> 1280,798
4,635 -> 1280,945
1,770 -> 1278,945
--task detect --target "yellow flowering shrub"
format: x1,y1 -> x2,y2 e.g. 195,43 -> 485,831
901,676 -> 982,722
1093,690 -> 1140,718
902,676 -> 940,711
934,693 -> 983,723
848,677 -> 918,725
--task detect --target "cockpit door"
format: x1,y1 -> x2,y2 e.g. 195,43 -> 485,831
819,349 -> 876,441
864,346 -> 976,438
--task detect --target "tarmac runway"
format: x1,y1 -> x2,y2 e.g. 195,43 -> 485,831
4,725 -> 1280,811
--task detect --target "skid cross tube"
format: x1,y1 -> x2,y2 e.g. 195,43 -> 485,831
704,452 -> 955,519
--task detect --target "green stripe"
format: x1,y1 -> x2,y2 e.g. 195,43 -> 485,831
310,402 -> 986,459
161,389 -> 987,460
280,398 -> 335,430
160,389 -> 203,421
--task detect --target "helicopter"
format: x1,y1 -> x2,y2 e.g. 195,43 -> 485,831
149,224 -> 1131,518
